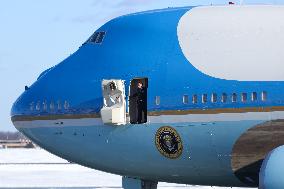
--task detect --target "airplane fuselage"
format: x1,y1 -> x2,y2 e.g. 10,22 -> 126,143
11,5 -> 284,188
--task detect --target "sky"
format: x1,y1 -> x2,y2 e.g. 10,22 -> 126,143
1,0 -> 284,131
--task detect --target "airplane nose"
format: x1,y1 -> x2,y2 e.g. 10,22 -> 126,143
10,53 -> 104,133
11,88 -> 33,130
11,78 -> 104,131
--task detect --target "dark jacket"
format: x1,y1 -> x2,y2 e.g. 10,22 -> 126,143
136,87 -> 146,104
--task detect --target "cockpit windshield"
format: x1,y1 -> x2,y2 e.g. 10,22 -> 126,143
85,31 -> 106,44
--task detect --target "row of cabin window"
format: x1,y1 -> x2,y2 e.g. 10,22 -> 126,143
30,100 -> 70,111
182,91 -> 267,104
154,91 -> 267,105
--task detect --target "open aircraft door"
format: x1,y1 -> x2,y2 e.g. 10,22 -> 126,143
129,78 -> 148,124
100,79 -> 126,125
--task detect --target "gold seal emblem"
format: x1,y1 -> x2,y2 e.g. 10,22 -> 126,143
155,126 -> 183,159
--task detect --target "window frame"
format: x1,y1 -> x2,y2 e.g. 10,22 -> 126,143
155,96 -> 160,106
202,94 -> 208,103
95,31 -> 106,44
241,93 -> 247,102
87,31 -> 106,44
43,100 -> 47,111
57,100 -> 62,110
232,93 -> 237,103
30,102 -> 34,111
262,91 -> 267,101
251,92 -> 257,102
36,101 -> 41,111
64,100 -> 70,110
183,95 -> 189,104
221,93 -> 227,103
192,94 -> 198,104
211,93 -> 217,103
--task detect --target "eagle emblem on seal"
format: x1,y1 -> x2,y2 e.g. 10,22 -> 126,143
155,126 -> 183,159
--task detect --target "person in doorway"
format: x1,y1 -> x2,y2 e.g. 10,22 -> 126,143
104,82 -> 122,107
136,81 -> 146,124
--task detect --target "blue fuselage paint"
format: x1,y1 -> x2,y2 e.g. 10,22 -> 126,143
11,6 -> 284,187
17,121 -> 260,187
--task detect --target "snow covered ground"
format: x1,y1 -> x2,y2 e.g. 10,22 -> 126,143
0,149 -> 254,189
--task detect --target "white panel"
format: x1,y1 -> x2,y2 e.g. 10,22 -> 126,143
101,79 -> 126,125
13,111 -> 284,128
177,6 -> 284,81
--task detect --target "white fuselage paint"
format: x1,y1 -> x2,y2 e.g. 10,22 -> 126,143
13,111 -> 284,129
177,5 -> 284,81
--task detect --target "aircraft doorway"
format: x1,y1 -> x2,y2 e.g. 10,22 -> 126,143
100,79 -> 126,125
129,78 -> 148,124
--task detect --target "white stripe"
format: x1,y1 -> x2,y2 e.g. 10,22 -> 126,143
149,111 -> 271,123
13,111 -> 284,129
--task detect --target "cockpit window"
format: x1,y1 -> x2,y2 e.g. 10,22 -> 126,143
86,31 -> 106,44
96,32 -> 106,43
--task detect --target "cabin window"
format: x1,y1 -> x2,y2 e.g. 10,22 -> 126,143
232,93 -> 237,102
211,93 -> 217,103
251,92 -> 257,101
50,101 -> 55,110
57,100 -> 61,110
88,31 -> 106,44
221,93 -> 227,103
202,94 -> 207,103
183,95 -> 189,104
64,100 -> 69,110
30,102 -> 34,111
262,91 -> 267,101
192,95 -> 198,104
155,96 -> 160,106
43,100 -> 47,111
36,101 -> 40,111
241,93 -> 247,102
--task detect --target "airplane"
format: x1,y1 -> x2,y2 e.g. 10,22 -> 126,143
10,4 -> 284,189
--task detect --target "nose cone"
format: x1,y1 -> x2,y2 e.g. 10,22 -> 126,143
11,67 -> 53,123
11,91 -> 28,116
11,88 -> 35,130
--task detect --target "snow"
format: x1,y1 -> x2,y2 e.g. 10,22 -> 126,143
0,148 -> 67,164
0,149 -> 254,188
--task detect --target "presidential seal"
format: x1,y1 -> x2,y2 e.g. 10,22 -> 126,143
155,126 -> 183,159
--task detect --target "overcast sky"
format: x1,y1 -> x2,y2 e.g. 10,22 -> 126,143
1,0 -> 284,131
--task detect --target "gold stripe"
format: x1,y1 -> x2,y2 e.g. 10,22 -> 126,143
148,106 -> 284,116
11,106 -> 284,122
11,113 -> 101,122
